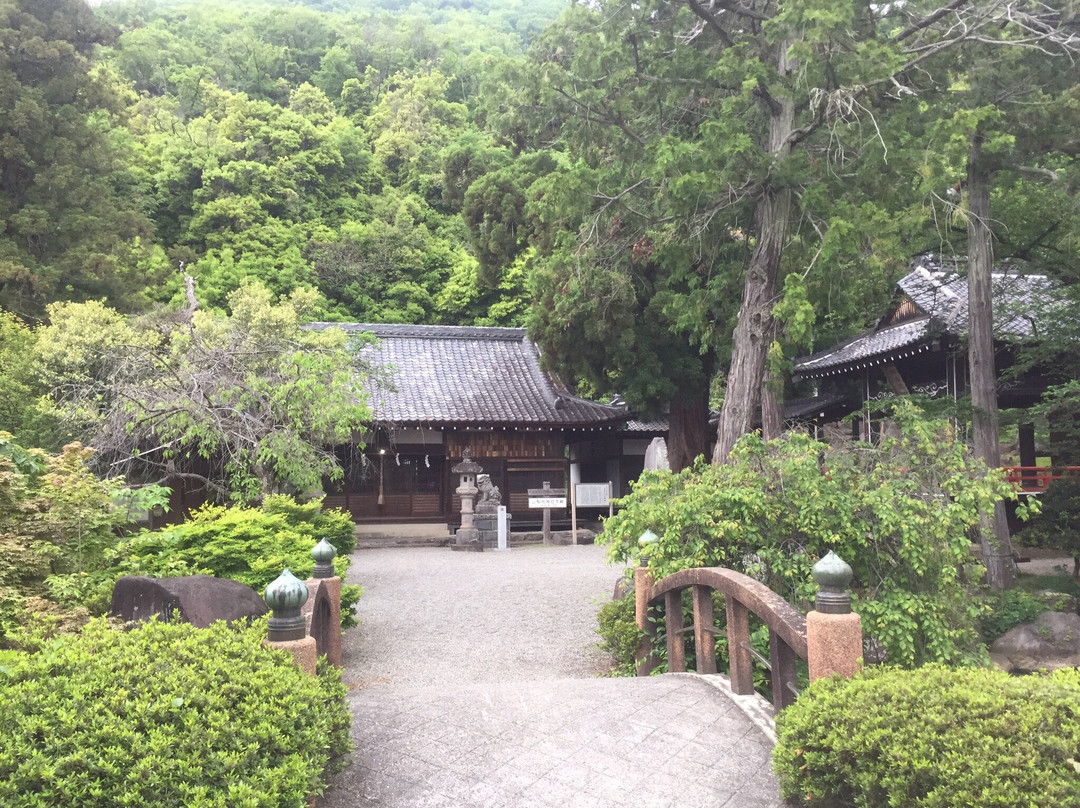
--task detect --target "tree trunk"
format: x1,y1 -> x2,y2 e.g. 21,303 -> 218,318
967,134 -> 1016,590
761,369 -> 783,442
712,38 -> 796,464
667,377 -> 709,472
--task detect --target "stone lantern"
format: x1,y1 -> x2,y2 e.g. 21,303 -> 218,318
264,568 -> 309,642
451,451 -> 483,548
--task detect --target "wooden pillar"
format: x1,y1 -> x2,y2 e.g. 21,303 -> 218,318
634,567 -> 660,675
770,633 -> 799,712
692,585 -> 717,675
664,590 -> 685,673
1019,422 -> 1037,490
725,595 -> 754,695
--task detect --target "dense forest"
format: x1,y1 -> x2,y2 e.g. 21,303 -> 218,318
1,0 -> 1079,462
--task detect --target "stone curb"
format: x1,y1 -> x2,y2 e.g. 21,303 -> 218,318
674,672 -> 778,744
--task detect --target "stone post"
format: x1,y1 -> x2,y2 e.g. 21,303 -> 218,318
806,551 -> 862,682
302,539 -> 342,667
265,568 -> 317,677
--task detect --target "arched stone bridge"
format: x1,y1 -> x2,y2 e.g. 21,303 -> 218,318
319,544 -> 787,808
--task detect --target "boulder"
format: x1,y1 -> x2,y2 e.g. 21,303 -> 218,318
110,575 -> 268,628
990,611 -> 1080,674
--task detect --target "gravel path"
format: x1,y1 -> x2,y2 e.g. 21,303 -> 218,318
319,544 -> 783,808
339,545 -> 623,688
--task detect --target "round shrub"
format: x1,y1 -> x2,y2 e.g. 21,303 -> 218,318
0,618 -> 351,807
261,495 -> 358,555
774,665 -> 1080,807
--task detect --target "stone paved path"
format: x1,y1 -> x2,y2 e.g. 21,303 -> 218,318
318,544 -> 783,808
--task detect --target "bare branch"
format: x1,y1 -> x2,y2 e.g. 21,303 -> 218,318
1017,165 -> 1062,182
553,88 -> 647,146
686,0 -> 735,47
894,0 -> 971,43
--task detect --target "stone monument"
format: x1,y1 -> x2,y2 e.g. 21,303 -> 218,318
473,474 -> 510,549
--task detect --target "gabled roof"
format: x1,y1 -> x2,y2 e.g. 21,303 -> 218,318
793,255 -> 1055,380
305,323 -> 627,429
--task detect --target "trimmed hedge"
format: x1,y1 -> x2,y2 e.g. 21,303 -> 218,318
88,498 -> 362,626
0,618 -> 351,807
774,665 -> 1080,808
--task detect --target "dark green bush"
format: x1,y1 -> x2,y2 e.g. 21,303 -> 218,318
774,665 -> 1080,808
980,588 -> 1050,644
596,592 -> 641,676
1020,477 -> 1080,557
0,618 -> 351,807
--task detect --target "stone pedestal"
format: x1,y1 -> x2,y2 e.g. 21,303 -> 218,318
806,610 -> 862,682
302,577 -> 342,667
454,488 -> 480,549
451,533 -> 484,551
266,635 -> 318,677
474,511 -> 511,549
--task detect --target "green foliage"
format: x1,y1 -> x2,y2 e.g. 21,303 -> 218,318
100,499 -> 361,627
1020,477 -> 1080,557
36,282 -> 373,503
980,588 -> 1050,644
0,0 -> 161,316
774,665 -> 1080,808
600,403 -> 1016,667
0,617 -> 351,807
0,435 -> 161,646
596,592 -> 641,677
261,494 -> 357,555
0,311 -> 57,448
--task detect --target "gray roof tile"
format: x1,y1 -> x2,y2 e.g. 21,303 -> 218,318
794,256 -> 1055,379
306,323 -> 627,428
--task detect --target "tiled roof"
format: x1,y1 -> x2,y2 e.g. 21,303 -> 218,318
900,254 -> 1053,338
622,417 -> 669,433
793,319 -> 932,378
793,255 -> 1055,379
305,323 -> 627,428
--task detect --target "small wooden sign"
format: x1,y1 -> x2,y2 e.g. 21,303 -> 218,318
528,488 -> 567,509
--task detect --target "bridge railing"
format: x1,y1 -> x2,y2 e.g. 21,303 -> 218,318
634,553 -> 861,713
1002,465 -> 1080,493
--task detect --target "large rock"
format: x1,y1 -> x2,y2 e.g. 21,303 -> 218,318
110,575 -> 268,628
990,611 -> 1080,673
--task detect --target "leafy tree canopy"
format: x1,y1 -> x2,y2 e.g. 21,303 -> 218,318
35,280 -> 374,503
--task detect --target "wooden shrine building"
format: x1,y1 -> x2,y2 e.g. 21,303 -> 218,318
305,323 -> 628,525
792,254 -> 1066,485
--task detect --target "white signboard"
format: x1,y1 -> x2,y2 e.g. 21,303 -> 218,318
529,496 -> 567,509
575,483 -> 612,508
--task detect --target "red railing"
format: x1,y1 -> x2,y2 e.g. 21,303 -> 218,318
1002,466 -> 1080,493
